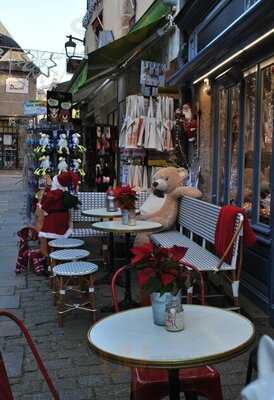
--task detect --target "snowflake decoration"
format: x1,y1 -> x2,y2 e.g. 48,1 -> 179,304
24,50 -> 60,78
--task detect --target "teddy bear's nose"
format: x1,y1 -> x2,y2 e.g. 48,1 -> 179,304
152,182 -> 158,187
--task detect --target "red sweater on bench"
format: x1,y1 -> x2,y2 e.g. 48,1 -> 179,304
215,205 -> 257,262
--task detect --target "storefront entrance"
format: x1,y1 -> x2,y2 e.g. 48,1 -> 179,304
0,120 -> 19,169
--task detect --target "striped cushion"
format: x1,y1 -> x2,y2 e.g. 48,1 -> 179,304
70,228 -> 108,238
151,231 -> 234,272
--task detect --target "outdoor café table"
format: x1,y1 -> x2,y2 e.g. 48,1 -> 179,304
88,305 -> 255,400
92,220 -> 162,308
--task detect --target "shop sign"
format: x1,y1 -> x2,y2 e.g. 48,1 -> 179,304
24,100 -> 47,116
140,60 -> 166,88
6,77 -> 29,94
47,91 -> 72,124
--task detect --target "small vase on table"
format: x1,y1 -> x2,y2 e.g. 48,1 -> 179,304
128,209 -> 136,226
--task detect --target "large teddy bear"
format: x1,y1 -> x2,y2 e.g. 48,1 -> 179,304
135,167 -> 202,245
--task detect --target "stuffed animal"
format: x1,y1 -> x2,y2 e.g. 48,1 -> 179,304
34,156 -> 51,176
58,157 -> 68,173
72,158 -> 85,177
39,133 -> 50,151
135,166 -> 202,245
58,133 -> 70,154
72,132 -> 81,149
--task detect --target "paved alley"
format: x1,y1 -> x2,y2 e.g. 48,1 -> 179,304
0,172 -> 273,400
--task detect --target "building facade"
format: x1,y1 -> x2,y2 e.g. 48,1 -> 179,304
169,0 -> 274,322
0,22 -> 38,169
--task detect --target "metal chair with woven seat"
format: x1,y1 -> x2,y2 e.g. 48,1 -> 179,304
53,261 -> 98,327
111,264 -> 224,400
48,238 -> 84,249
49,248 -> 90,291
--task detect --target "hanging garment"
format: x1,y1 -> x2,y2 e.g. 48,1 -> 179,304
142,166 -> 148,191
144,97 -> 161,150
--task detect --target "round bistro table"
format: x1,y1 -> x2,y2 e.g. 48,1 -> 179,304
88,305 -> 255,400
92,220 -> 162,308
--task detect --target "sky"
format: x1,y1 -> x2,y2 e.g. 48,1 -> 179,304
1,0 -> 87,89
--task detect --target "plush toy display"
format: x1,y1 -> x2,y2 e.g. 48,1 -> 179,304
135,166 -> 202,245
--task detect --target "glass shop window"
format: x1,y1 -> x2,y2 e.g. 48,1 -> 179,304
218,89 -> 227,204
229,85 -> 240,203
259,62 -> 273,224
243,71 -> 256,217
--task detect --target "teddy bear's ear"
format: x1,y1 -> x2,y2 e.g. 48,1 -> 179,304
177,168 -> 188,181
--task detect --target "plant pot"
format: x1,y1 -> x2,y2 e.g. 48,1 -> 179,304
121,209 -> 128,225
150,291 -> 181,326
128,209 -> 136,226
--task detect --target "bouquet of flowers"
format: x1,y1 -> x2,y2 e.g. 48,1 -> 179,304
131,243 -> 190,296
114,185 -> 137,210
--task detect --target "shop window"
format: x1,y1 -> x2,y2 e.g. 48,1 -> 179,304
229,85 -> 240,203
92,11 -> 103,44
259,62 -> 273,224
243,71 -> 256,217
218,89 -> 227,204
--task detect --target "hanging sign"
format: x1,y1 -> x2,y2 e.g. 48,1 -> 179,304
47,91 -> 72,124
140,60 -> 166,88
24,100 -> 47,116
6,77 -> 29,94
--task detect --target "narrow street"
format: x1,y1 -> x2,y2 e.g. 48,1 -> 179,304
0,172 -> 273,400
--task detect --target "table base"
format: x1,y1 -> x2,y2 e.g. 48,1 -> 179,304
168,369 -> 180,400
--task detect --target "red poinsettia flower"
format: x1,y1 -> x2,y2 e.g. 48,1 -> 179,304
138,267 -> 156,287
161,269 -> 178,286
170,246 -> 188,262
131,243 -> 153,264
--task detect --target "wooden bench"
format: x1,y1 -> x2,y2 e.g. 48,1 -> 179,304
150,196 -> 244,307
70,191 -> 150,238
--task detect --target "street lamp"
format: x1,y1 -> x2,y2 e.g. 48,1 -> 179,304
65,35 -> 85,58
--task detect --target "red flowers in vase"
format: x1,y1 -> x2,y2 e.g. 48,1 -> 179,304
131,243 -> 189,296
114,185 -> 137,210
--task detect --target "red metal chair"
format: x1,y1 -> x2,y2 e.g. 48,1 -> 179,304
0,310 -> 60,400
111,264 -> 224,400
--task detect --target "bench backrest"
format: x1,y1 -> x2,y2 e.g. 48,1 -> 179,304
71,191 -> 150,222
177,196 -> 243,269
178,196 -> 221,244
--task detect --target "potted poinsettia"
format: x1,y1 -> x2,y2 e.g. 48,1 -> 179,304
131,243 -> 189,325
114,185 -> 137,225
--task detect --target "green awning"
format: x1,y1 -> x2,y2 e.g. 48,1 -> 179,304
69,60 -> 88,95
68,0 -> 171,96
87,16 -> 167,77
131,0 -> 171,32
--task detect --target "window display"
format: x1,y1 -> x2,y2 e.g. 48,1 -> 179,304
243,72 -> 256,216
259,62 -> 273,224
229,85 -> 240,203
218,89 -> 227,204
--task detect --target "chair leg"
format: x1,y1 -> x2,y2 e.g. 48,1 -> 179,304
89,274 -> 96,323
58,277 -> 65,327
245,346 -> 258,385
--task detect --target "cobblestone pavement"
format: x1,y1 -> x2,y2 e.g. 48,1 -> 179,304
0,172 -> 274,400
